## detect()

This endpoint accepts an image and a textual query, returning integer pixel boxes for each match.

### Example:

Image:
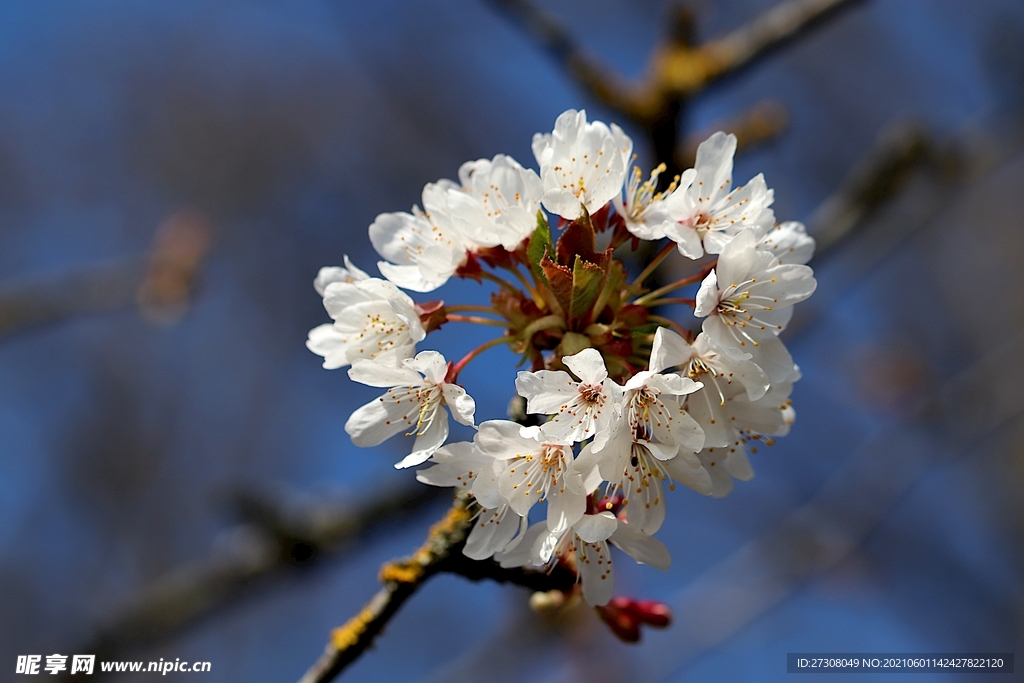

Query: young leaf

[527,211,554,282]
[568,255,604,325]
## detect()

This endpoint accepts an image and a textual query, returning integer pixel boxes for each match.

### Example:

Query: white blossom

[689,379,795,497]
[499,513,670,606]
[533,109,632,220]
[306,277,425,369]
[417,437,529,559]
[313,255,370,295]
[574,330,710,531]
[514,348,624,452]
[449,154,544,250]
[615,163,679,240]
[663,132,776,259]
[369,182,470,293]
[371,156,544,291]
[695,229,816,383]
[758,220,815,265]
[345,351,476,469]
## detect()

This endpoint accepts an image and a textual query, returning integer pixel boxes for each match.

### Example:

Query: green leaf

[527,211,554,282]
[568,255,604,324]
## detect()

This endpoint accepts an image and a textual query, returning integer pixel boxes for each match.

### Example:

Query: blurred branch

[0,259,141,339]
[67,483,444,682]
[0,210,211,340]
[680,99,789,165]
[298,494,577,683]
[698,0,863,87]
[488,0,862,173]
[808,120,937,256]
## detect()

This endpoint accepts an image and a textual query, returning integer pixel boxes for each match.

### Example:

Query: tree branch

[297,494,577,683]
[487,0,863,175]
[698,0,864,88]
[64,484,445,682]
[0,209,211,341]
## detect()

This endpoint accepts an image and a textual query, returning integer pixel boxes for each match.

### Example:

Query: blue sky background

[1,1,1023,681]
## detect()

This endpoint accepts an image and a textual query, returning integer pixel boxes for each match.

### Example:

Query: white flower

[369,181,470,293]
[758,220,815,265]
[313,255,370,295]
[689,379,795,497]
[514,348,624,452]
[306,277,425,369]
[652,328,771,448]
[448,154,544,250]
[345,351,476,469]
[416,436,529,560]
[663,132,776,259]
[474,420,588,533]
[614,163,678,240]
[533,109,632,220]
[371,156,545,291]
[499,513,670,606]
[694,230,816,383]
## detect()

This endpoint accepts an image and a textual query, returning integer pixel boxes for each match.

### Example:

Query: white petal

[464,506,523,560]
[546,486,586,534]
[578,541,614,606]
[649,327,694,373]
[610,524,671,570]
[397,411,449,468]
[443,384,476,427]
[306,324,349,369]
[664,449,713,495]
[574,511,618,543]
[694,269,719,317]
[347,359,422,388]
[344,397,409,447]
[563,348,609,383]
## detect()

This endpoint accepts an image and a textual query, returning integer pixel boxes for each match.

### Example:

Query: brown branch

[64,484,444,682]
[297,494,578,683]
[0,210,211,341]
[486,0,636,115]
[488,0,862,174]
[698,0,864,88]
[808,120,936,255]
[680,99,789,166]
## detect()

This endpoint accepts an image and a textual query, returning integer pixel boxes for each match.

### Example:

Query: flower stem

[444,304,501,315]
[518,314,566,343]
[632,265,714,306]
[446,315,509,328]
[648,315,692,340]
[451,335,514,377]
[504,263,545,307]
[643,297,696,308]
[631,241,676,287]
[480,271,519,292]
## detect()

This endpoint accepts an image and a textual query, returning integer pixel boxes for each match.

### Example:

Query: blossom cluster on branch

[307,109,816,608]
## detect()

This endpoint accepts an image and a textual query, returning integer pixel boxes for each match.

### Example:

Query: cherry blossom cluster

[308,109,816,607]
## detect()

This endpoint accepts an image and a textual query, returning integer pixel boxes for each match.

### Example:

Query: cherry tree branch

[487,0,862,173]
[0,210,211,341]
[297,494,577,683]
[63,484,445,682]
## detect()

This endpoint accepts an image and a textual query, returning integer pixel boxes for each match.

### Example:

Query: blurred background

[1,0,1023,681]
